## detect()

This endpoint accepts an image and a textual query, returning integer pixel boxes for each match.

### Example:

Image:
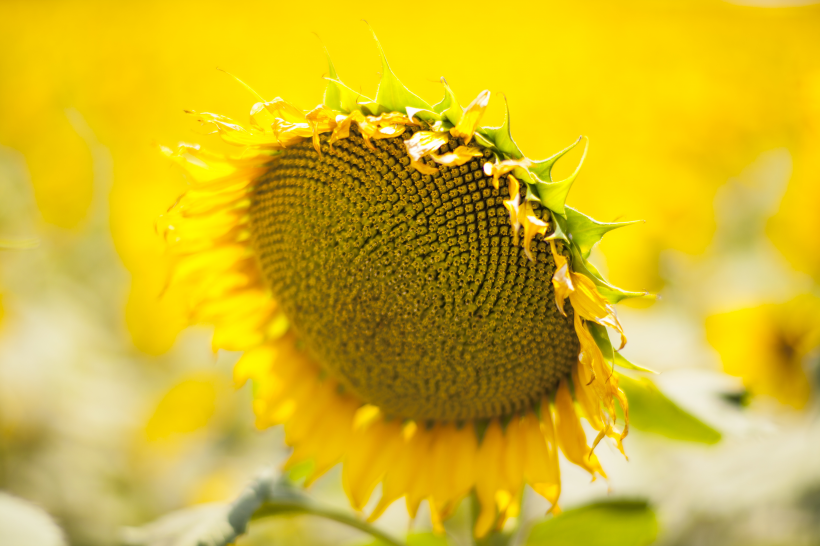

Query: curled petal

[329,111,366,148]
[305,106,338,155]
[271,119,313,148]
[570,273,627,350]
[410,158,438,175]
[430,146,483,166]
[483,157,533,190]
[450,90,491,144]
[403,130,451,162]
[519,201,549,262]
[261,97,305,120]
[502,175,521,244]
[550,241,573,317]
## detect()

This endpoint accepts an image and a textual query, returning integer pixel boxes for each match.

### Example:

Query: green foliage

[526,500,658,546]
[618,374,721,444]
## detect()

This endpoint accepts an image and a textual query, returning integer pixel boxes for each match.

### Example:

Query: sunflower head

[159,34,648,537]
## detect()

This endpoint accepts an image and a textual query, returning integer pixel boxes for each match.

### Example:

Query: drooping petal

[430,146,483,166]
[483,157,533,190]
[553,380,606,480]
[503,175,522,244]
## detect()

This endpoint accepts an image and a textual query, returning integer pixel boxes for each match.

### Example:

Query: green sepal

[545,210,570,243]
[563,236,649,304]
[531,137,588,216]
[526,500,658,546]
[530,137,583,181]
[320,49,371,114]
[472,131,496,150]
[565,206,643,259]
[323,78,373,114]
[405,106,441,123]
[590,322,659,374]
[476,95,524,159]
[370,29,432,114]
[616,374,721,444]
[432,78,463,126]
[615,351,658,374]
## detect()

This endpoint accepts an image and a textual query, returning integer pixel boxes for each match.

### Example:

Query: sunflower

[158,37,648,537]
[706,294,820,410]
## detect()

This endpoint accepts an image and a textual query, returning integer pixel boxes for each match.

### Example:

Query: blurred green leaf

[526,500,658,546]
[406,532,450,546]
[618,375,721,444]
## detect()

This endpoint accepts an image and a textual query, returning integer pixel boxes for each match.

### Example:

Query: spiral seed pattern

[249,126,579,421]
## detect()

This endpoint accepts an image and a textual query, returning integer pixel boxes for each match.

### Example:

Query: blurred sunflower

[706,294,820,410]
[158,39,650,537]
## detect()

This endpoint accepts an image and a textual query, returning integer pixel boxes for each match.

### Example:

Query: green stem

[250,500,405,546]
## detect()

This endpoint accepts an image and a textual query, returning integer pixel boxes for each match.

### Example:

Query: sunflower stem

[249,500,405,546]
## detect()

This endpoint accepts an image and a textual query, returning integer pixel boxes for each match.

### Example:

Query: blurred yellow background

[2,0,820,545]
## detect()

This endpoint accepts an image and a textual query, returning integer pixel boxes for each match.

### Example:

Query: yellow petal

[305,106,338,155]
[503,175,522,244]
[403,130,450,162]
[410,158,438,175]
[474,420,503,538]
[553,380,606,480]
[483,157,533,190]
[519,201,549,261]
[430,146,483,166]
[450,90,491,144]
[568,272,627,350]
[549,241,573,317]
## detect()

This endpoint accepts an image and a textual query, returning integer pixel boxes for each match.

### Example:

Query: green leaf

[614,351,658,374]
[407,532,451,546]
[526,500,658,546]
[370,28,432,114]
[531,137,588,216]
[617,374,721,444]
[477,95,524,159]
[432,78,463,126]
[564,206,642,259]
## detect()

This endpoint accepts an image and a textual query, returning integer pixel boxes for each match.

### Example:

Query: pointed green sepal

[545,209,570,243]
[616,374,722,444]
[320,47,371,114]
[368,27,432,114]
[432,78,463,126]
[530,136,583,181]
[323,77,372,114]
[405,106,441,123]
[564,238,649,304]
[531,137,588,216]
[476,95,524,159]
[565,206,643,259]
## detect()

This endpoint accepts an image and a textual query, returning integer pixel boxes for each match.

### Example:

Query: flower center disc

[250,127,579,421]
